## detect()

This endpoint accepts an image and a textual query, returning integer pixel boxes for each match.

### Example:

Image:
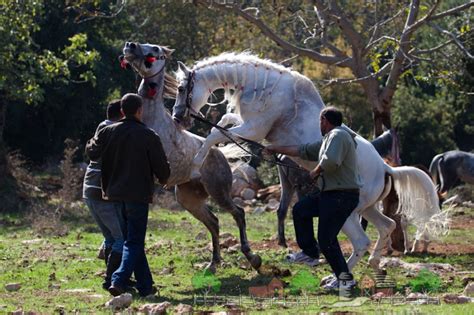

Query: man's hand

[262,145,278,156]
[309,164,322,180]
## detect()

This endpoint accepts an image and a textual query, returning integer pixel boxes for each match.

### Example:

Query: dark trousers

[292,190,359,278]
[111,202,153,295]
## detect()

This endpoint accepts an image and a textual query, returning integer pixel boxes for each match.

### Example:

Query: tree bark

[382,186,405,252]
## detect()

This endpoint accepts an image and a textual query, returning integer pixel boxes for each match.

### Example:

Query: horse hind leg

[341,211,371,272]
[175,181,221,272]
[400,215,412,255]
[362,205,396,270]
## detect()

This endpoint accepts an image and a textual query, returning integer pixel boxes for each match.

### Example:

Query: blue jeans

[292,190,359,278]
[111,202,153,295]
[85,198,125,253]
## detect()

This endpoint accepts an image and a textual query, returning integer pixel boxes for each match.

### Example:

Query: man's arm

[263,145,300,157]
[86,127,108,161]
[264,140,322,161]
[148,132,170,185]
[318,133,347,173]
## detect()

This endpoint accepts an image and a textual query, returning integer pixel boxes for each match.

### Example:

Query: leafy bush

[256,161,280,187]
[408,269,441,293]
[289,270,319,296]
[191,269,221,295]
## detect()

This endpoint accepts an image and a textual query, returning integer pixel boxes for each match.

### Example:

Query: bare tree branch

[321,60,393,88]
[196,0,352,67]
[430,23,474,59]
[380,0,420,106]
[69,0,126,24]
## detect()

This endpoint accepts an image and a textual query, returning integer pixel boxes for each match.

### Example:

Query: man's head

[121,93,143,120]
[106,99,123,121]
[320,106,343,136]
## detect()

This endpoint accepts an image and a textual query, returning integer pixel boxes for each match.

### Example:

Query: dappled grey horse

[120,42,261,272]
[429,150,474,193]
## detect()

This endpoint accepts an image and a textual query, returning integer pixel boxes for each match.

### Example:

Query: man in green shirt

[264,106,360,290]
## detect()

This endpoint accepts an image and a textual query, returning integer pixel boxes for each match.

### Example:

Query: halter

[119,44,168,99]
[183,70,205,118]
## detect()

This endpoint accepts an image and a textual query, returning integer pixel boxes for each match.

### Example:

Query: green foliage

[409,269,442,293]
[191,269,221,295]
[289,270,319,296]
[392,85,458,166]
[256,161,280,187]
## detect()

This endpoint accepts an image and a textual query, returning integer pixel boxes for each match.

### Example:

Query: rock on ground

[240,188,256,200]
[105,293,133,310]
[5,283,21,291]
[464,282,474,297]
[174,303,193,314]
[138,302,172,314]
[443,293,473,304]
[380,257,455,274]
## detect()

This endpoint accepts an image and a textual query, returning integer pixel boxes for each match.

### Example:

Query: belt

[326,188,359,194]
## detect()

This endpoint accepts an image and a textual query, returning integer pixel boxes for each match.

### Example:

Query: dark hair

[106,99,122,121]
[121,93,143,117]
[321,106,343,126]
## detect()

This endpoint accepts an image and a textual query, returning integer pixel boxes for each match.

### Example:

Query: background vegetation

[0,1,472,206]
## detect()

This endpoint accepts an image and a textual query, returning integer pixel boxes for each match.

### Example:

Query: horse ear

[162,46,175,58]
[177,61,190,74]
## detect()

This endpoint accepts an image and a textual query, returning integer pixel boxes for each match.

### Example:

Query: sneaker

[338,274,356,298]
[322,277,339,291]
[286,251,320,267]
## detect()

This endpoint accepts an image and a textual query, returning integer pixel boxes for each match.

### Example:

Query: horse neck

[197,63,242,92]
[138,73,176,150]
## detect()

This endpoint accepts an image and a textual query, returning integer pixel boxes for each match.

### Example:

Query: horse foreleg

[362,206,396,270]
[176,182,221,273]
[229,205,262,270]
[342,211,371,272]
[276,165,295,248]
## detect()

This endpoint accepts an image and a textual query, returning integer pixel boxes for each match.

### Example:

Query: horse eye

[178,86,185,93]
[153,46,159,52]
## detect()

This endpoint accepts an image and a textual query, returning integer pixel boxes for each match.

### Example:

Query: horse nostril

[172,116,181,124]
[130,43,136,49]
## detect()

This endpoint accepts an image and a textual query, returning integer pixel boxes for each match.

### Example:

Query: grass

[0,201,473,314]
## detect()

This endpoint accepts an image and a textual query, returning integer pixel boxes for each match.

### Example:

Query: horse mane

[193,51,292,73]
[164,72,178,99]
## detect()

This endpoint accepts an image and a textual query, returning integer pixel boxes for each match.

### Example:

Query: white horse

[120,43,261,272]
[171,52,448,271]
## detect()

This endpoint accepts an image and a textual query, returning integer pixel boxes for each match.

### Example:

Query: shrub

[256,161,280,187]
[409,269,441,293]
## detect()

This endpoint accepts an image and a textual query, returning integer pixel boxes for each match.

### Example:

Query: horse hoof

[250,254,262,270]
[205,263,217,274]
[368,256,380,269]
[277,240,288,248]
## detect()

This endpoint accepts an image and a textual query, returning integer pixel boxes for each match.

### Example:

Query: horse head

[121,41,173,81]
[172,61,208,129]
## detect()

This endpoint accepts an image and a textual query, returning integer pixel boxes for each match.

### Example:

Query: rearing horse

[171,52,447,272]
[120,43,261,272]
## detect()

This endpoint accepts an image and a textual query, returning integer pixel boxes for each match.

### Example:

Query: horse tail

[384,164,450,239]
[429,153,444,189]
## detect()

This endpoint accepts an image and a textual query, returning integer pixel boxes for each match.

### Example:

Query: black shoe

[103,251,122,290]
[139,286,158,297]
[108,284,125,297]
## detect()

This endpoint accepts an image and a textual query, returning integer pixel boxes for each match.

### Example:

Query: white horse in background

[120,43,262,272]
[171,52,448,272]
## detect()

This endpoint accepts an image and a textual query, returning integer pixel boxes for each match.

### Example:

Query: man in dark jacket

[83,100,125,290]
[86,93,170,297]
